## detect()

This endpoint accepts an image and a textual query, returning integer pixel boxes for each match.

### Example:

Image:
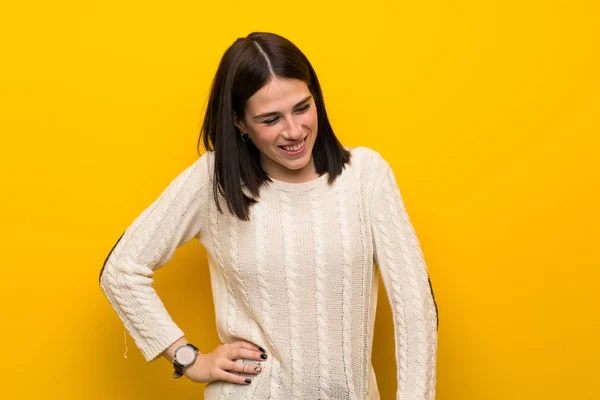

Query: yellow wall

[1,1,598,398]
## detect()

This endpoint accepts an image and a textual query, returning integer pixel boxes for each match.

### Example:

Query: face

[234,77,319,183]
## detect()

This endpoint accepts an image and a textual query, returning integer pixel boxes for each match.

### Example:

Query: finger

[233,348,266,361]
[213,368,253,385]
[235,340,264,353]
[223,360,263,375]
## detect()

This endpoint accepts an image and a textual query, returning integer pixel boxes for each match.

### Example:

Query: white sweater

[99,146,438,399]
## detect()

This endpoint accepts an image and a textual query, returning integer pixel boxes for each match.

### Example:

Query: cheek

[304,108,318,127]
[252,126,279,145]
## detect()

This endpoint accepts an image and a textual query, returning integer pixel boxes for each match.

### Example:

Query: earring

[240,132,249,142]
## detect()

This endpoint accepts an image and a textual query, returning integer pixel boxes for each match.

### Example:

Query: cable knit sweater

[99,146,438,399]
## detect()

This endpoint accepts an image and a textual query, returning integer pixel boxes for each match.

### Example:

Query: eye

[262,104,311,125]
[297,104,310,112]
[264,117,279,125]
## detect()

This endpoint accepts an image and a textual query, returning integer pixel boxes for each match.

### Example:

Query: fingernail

[259,347,266,352]
[260,353,267,360]
[245,378,252,384]
[255,366,262,373]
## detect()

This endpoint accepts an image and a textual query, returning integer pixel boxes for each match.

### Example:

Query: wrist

[172,343,200,379]
[183,352,204,377]
[163,337,189,363]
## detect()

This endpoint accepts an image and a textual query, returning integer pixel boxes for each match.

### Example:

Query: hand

[183,340,266,385]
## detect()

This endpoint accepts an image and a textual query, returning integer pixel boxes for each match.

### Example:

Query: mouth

[278,136,307,156]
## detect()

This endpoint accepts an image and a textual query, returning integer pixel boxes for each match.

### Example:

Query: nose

[283,117,303,140]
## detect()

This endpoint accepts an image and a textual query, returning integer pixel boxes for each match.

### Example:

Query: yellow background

[1,0,598,398]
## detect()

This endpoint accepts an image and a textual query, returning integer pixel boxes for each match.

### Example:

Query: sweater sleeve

[370,162,438,400]
[99,154,209,362]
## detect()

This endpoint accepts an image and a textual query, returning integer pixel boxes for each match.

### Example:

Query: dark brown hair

[198,32,351,221]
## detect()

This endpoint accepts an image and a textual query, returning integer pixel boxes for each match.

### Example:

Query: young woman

[99,31,438,399]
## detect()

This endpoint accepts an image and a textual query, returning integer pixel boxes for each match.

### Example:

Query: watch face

[175,346,196,366]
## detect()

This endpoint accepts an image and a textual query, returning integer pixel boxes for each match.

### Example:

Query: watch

[172,343,199,379]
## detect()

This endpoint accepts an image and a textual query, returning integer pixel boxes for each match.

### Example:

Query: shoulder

[199,149,215,171]
[191,150,216,176]
[165,150,214,194]
[342,145,391,196]
[180,150,214,176]
[345,145,390,174]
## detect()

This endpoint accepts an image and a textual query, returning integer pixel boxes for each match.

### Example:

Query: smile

[278,136,308,157]
[279,137,306,152]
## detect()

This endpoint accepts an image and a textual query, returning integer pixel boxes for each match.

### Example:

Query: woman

[99,31,438,399]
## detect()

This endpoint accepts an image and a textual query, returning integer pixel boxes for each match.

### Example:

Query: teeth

[282,139,304,152]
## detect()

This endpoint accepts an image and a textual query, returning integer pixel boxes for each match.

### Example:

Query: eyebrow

[252,95,313,120]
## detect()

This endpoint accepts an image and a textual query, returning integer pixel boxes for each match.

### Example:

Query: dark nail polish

[245,378,252,384]
[260,353,267,360]
[259,347,265,352]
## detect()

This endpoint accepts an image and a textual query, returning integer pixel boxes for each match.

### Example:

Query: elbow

[427,274,439,332]
[99,231,125,285]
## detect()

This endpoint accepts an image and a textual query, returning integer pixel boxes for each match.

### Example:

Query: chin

[281,152,312,168]
[286,162,310,171]
[276,159,305,171]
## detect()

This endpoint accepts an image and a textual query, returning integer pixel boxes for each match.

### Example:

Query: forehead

[246,78,310,112]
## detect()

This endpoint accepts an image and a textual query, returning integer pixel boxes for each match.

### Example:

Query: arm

[371,163,438,400]
[99,154,209,362]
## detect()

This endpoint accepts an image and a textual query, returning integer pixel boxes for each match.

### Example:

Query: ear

[233,112,247,133]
